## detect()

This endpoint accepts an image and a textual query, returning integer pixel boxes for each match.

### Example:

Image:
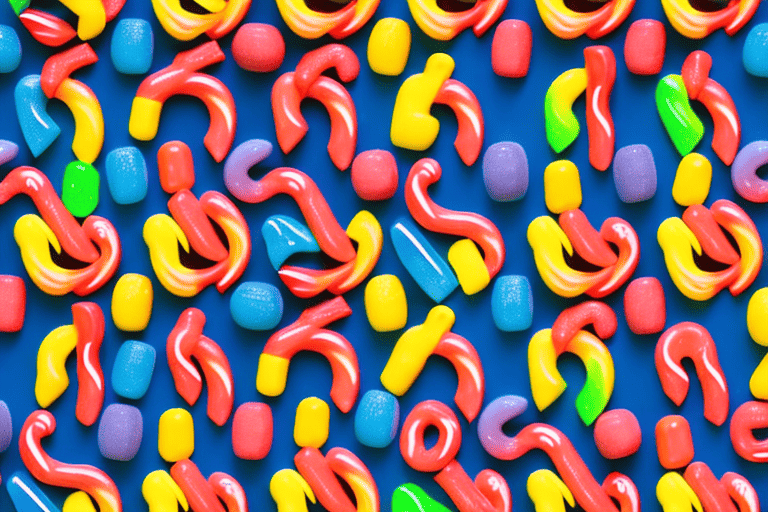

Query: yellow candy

[270,469,316,512]
[129,97,163,141]
[143,470,189,512]
[56,78,104,164]
[390,53,454,152]
[364,275,408,332]
[747,287,768,346]
[656,472,703,512]
[35,324,78,408]
[63,491,97,512]
[544,160,582,214]
[60,0,106,40]
[256,353,290,397]
[158,408,194,462]
[294,397,330,448]
[447,238,490,295]
[750,353,768,400]
[368,18,411,76]
[112,274,153,332]
[381,305,455,395]
[527,469,575,512]
[672,153,711,206]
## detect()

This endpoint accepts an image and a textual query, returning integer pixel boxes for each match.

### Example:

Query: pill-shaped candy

[743,23,768,77]
[294,397,330,449]
[657,75,704,156]
[158,408,194,462]
[98,404,143,461]
[672,153,711,206]
[624,20,665,75]
[111,340,156,400]
[624,277,666,335]
[232,23,285,73]
[112,274,153,332]
[0,25,21,74]
[0,275,25,333]
[230,281,283,331]
[105,147,148,205]
[747,287,768,346]
[613,145,657,203]
[62,492,96,512]
[355,390,400,449]
[655,415,694,469]
[365,275,407,332]
[544,160,582,214]
[448,239,490,295]
[492,20,532,78]
[368,18,411,76]
[482,142,528,202]
[232,402,272,460]
[491,275,532,332]
[351,150,399,201]
[157,141,194,194]
[593,409,641,459]
[62,160,100,217]
[111,19,153,75]
[0,400,11,452]
[7,471,61,512]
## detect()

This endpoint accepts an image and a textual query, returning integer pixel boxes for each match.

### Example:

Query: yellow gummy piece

[381,305,455,395]
[447,238,490,295]
[528,329,567,411]
[192,0,226,13]
[112,274,153,332]
[660,0,718,40]
[368,18,411,76]
[672,153,711,206]
[657,472,703,512]
[59,0,106,40]
[294,397,330,449]
[544,160,582,214]
[270,469,316,512]
[129,97,163,142]
[143,214,202,298]
[158,408,194,463]
[143,470,189,512]
[750,353,768,400]
[747,287,768,346]
[364,274,408,332]
[63,491,97,512]
[35,324,78,408]
[390,53,454,152]
[257,353,290,397]
[545,68,587,153]
[56,78,104,164]
[527,469,575,512]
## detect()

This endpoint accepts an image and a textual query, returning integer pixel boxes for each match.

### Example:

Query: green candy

[392,483,451,512]
[62,160,100,218]
[9,0,30,16]
[656,74,704,156]
[575,357,609,426]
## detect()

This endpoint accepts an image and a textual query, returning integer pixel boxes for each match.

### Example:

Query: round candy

[98,404,143,461]
[354,390,400,448]
[112,274,153,332]
[294,397,330,449]
[158,408,194,463]
[232,402,272,460]
[544,160,581,214]
[364,275,407,332]
[673,153,711,206]
[232,23,285,73]
[111,341,156,400]
[351,150,398,201]
[613,144,656,203]
[0,25,21,74]
[400,400,461,472]
[158,141,195,194]
[743,23,768,77]
[0,275,25,333]
[747,287,768,346]
[624,20,666,75]
[593,409,642,459]
[0,400,11,453]
[368,18,411,76]
[482,142,528,202]
[624,277,666,335]
[447,239,489,295]
[62,161,100,217]
[491,275,533,332]
[230,282,283,331]
[491,20,532,78]
[655,415,694,469]
[105,147,148,205]
[111,19,153,75]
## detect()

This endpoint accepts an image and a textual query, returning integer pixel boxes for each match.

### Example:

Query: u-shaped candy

[685,462,761,512]
[276,0,379,39]
[535,0,635,39]
[143,470,189,512]
[151,0,250,40]
[12,0,123,45]
[730,400,768,462]
[257,297,359,413]
[170,459,248,512]
[527,469,576,512]
[407,0,507,40]
[129,41,236,163]
[167,308,234,426]
[20,410,122,512]
[661,0,758,39]
[271,469,316,512]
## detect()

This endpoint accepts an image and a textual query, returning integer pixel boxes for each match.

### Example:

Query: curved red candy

[293,44,360,97]
[559,209,618,268]
[209,472,248,512]
[40,43,98,98]
[171,460,225,512]
[294,447,355,512]
[19,10,77,47]
[400,400,462,473]
[168,190,229,263]
[730,400,768,463]
[434,460,511,512]
[584,46,616,172]
[602,473,640,512]
[721,472,761,512]
[433,332,485,423]
[586,217,640,298]
[73,303,104,427]
[698,79,740,166]
[278,261,354,298]
[551,301,617,354]
[682,205,740,266]
[681,51,712,100]
[684,462,738,512]
[433,79,484,166]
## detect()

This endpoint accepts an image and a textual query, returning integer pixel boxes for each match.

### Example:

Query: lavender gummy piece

[613,144,657,203]
[477,395,528,458]
[482,142,528,201]
[0,140,18,166]
[98,404,143,461]
[0,400,11,452]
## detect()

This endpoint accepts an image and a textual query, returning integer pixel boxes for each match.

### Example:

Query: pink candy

[231,402,272,460]
[492,20,532,78]
[624,20,666,76]
[624,277,666,335]
[656,415,694,469]
[593,409,641,459]
[350,149,398,201]
[0,276,25,332]
[232,23,285,73]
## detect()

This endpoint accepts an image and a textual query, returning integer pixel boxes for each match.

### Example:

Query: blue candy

[98,404,143,461]
[744,23,768,77]
[230,281,283,331]
[7,471,61,512]
[354,390,399,448]
[105,147,148,205]
[0,400,11,452]
[111,19,153,75]
[390,218,458,303]
[15,75,60,158]
[112,340,156,400]
[491,275,533,332]
[261,215,320,270]
[0,26,21,73]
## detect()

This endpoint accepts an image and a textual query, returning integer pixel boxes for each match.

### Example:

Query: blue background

[0,0,766,510]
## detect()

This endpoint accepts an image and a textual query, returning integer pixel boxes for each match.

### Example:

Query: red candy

[158,141,195,194]
[655,415,694,469]
[593,409,641,459]
[584,46,616,172]
[624,20,666,76]
[551,300,617,353]
[171,459,226,512]
[400,400,461,472]
[623,277,666,335]
[491,20,532,78]
[232,23,285,73]
[0,276,25,333]
[351,150,399,201]
[231,403,272,460]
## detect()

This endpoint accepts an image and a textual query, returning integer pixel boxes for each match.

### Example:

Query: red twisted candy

[433,332,485,423]
[72,303,104,426]
[587,217,640,298]
[551,301,617,353]
[400,400,462,472]
[209,472,249,512]
[406,158,505,279]
[40,43,98,98]
[559,209,617,268]
[602,473,640,512]
[19,10,77,47]
[167,190,229,263]
[294,44,360,97]
[434,460,511,512]
[433,79,484,166]
[684,462,738,512]
[683,205,740,265]
[584,46,616,171]
[171,460,226,512]
[721,472,761,512]
[730,400,768,462]
[20,410,122,512]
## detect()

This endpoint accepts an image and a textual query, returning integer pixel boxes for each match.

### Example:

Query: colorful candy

[105,147,148,205]
[613,144,656,203]
[367,18,411,76]
[232,402,272,460]
[655,415,694,469]
[150,0,250,40]
[110,18,153,74]
[400,400,461,472]
[527,469,575,512]
[624,277,666,335]
[142,470,188,512]
[171,459,247,512]
[482,142,528,202]
[157,141,194,194]
[672,153,711,206]
[392,483,451,512]
[624,19,665,75]
[158,408,194,463]
[546,160,584,215]
[447,239,489,295]
[730,400,768,462]
[492,20,532,78]
[731,140,768,203]
[228,282,281,333]
[491,275,533,332]
[354,390,400,449]
[261,215,320,271]
[7,471,63,512]
[747,288,768,399]
[0,139,18,166]
[434,460,511,512]
[545,69,586,154]
[0,25,22,73]
[407,0,507,40]
[364,274,408,332]
[743,23,768,77]
[661,0,759,39]
[275,0,380,39]
[270,469,315,512]
[97,404,143,461]
[534,0,635,39]
[656,472,702,512]
[15,75,60,158]
[593,409,641,459]
[656,75,704,156]
[111,341,156,400]
[477,395,528,455]
[294,397,330,449]
[111,274,152,332]
[0,401,11,453]
[232,23,285,73]
[0,275,25,333]
[350,149,399,201]
[684,462,758,512]
[13,0,123,45]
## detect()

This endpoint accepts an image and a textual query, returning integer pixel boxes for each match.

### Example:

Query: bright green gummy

[392,483,452,512]
[9,0,30,16]
[656,74,704,156]
[62,161,99,218]
[575,357,609,426]
[545,83,581,154]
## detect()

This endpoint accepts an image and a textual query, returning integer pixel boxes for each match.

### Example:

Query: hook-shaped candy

[12,0,121,44]
[19,410,122,512]
[602,473,641,512]
[143,470,189,512]
[657,472,703,512]
[684,462,745,512]
[661,0,759,39]
[551,300,617,352]
[271,469,316,512]
[275,0,379,39]
[392,483,452,512]
[432,79,484,167]
[167,190,229,263]
[527,469,575,512]
[534,0,635,39]
[406,0,508,40]
[170,460,243,512]
[721,472,761,512]
[434,460,511,512]
[209,472,248,512]
[150,0,250,40]
[730,400,768,462]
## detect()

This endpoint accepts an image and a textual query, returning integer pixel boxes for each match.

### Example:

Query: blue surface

[0,1,766,511]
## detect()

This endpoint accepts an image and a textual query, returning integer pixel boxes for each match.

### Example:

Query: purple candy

[613,144,657,203]
[731,140,768,203]
[98,404,143,461]
[482,142,528,201]
[0,140,18,166]
[0,400,11,452]
[224,139,273,202]
[477,395,528,459]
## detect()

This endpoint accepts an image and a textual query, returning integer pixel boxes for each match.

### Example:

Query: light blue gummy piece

[0,25,21,73]
[230,281,283,331]
[111,19,153,75]
[7,471,61,512]
[111,341,156,400]
[15,75,60,158]
[491,275,533,332]
[744,23,768,77]
[261,215,320,270]
[390,218,458,303]
[105,147,148,204]
[354,390,399,448]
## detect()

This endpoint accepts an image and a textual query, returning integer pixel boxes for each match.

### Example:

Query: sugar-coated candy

[232,402,272,460]
[491,20,532,78]
[747,287,768,346]
[105,147,148,205]
[98,404,143,461]
[158,408,194,462]
[0,275,25,333]
[364,275,407,332]
[743,23,768,77]
[294,397,330,449]
[61,160,99,217]
[613,144,656,203]
[593,409,641,459]
[351,149,398,201]
[112,274,153,332]
[111,340,156,400]
[0,139,18,166]
[0,400,11,452]
[354,390,400,448]
[657,75,704,156]
[157,141,194,194]
[655,415,694,469]
[367,18,411,76]
[111,19,153,75]
[392,483,451,512]
[232,23,285,73]
[63,492,96,512]
[448,239,490,295]
[624,277,666,335]
[624,20,666,75]
[544,160,582,214]
[0,25,21,73]
[731,140,768,203]
[7,471,62,512]
[230,281,283,331]
[15,75,60,158]
[482,142,528,202]
[673,153,711,206]
[491,275,532,332]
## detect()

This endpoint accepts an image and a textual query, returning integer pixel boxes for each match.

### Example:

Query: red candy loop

[434,460,511,512]
[721,472,761,512]
[730,400,768,463]
[684,462,739,512]
[587,217,641,298]
[72,303,105,427]
[405,158,505,279]
[295,447,355,512]
[400,400,462,472]
[41,43,98,99]
[209,472,249,512]
[171,460,226,512]
[433,79,484,167]
[551,301,617,353]
[294,44,360,96]
[19,410,123,512]
[584,46,616,172]
[602,473,641,512]
[682,205,740,266]
[433,332,485,423]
